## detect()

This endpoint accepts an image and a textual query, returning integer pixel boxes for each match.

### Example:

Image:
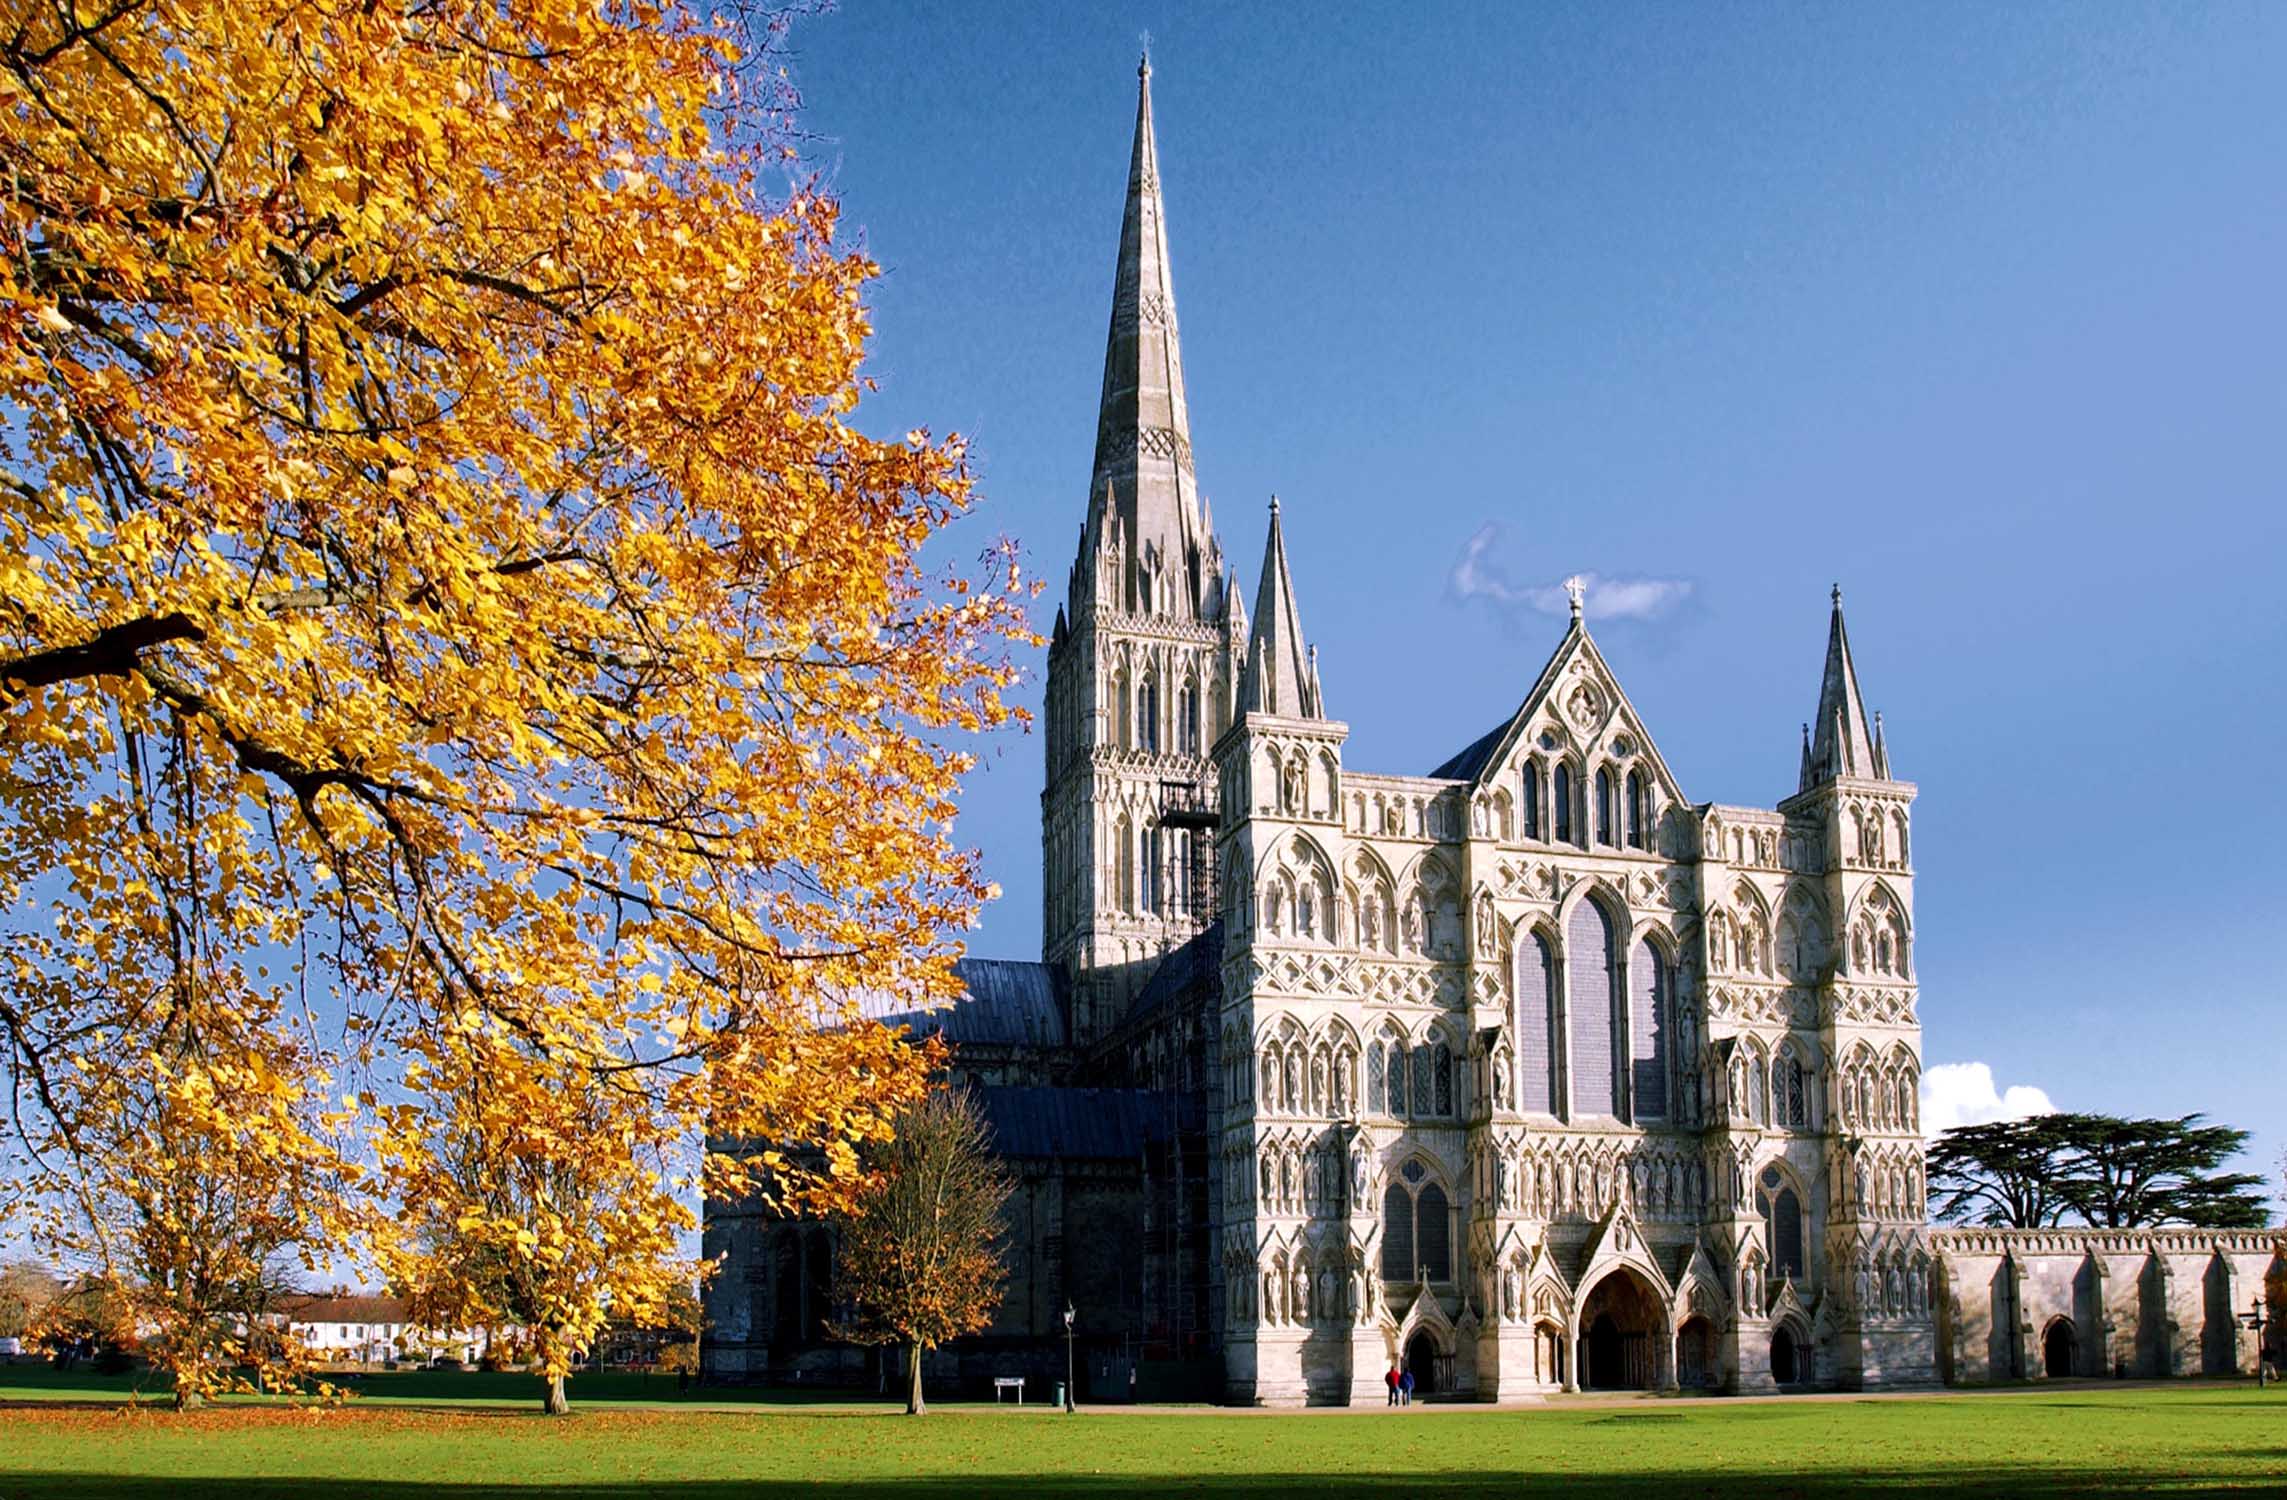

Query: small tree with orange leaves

[832,1089,1011,1415]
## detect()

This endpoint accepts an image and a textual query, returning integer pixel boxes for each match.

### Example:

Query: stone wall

[1932,1227,2285,1383]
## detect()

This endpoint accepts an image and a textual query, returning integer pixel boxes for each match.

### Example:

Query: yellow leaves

[6,0,1021,1405]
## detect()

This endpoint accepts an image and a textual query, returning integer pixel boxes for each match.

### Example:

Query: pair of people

[1382,1363,1417,1406]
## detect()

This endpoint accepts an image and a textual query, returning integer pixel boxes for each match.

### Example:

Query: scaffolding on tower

[1156,779,1220,924]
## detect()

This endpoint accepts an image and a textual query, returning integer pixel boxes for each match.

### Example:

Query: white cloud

[1448,522,1691,625]
[1920,1061,2056,1138]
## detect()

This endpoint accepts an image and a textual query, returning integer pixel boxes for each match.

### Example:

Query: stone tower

[1041,58,1246,1043]
[1210,499,1356,1404]
[1778,587,1932,1387]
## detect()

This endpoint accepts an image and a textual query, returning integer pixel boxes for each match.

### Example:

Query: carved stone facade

[700,60,2284,1402]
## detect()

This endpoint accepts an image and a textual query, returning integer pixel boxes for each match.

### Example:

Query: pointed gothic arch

[1562,887,1625,1118]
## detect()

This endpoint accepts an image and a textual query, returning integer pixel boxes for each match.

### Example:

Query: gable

[1426,622,1689,809]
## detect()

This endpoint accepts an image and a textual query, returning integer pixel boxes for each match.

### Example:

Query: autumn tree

[0,1259,61,1339]
[832,1088,1012,1415]
[92,1042,347,1407]
[0,0,1032,1412]
[387,1070,696,1415]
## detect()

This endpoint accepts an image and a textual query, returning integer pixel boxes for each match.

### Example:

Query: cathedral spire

[1082,55,1209,617]
[1802,584,1880,790]
[1241,496,1321,719]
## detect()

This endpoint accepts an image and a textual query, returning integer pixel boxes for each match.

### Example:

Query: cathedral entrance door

[1770,1326,1799,1385]
[1586,1315,1627,1390]
[1403,1331,1440,1397]
[1577,1269,1659,1389]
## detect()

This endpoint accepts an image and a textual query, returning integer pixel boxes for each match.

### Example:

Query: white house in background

[278,1294,520,1366]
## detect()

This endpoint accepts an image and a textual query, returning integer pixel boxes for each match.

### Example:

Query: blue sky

[783,3,2286,1191]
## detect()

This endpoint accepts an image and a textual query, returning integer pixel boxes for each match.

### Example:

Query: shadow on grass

[1,1469,2284,1500]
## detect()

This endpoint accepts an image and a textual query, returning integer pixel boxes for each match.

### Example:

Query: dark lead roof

[860,958,1070,1049]
[1123,919,1221,1029]
[974,1086,1195,1161]
[1427,717,1507,782]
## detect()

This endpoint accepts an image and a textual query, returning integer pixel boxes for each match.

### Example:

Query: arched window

[1416,1182,1451,1281]
[1628,937,1668,1123]
[1553,764,1575,844]
[1388,1042,1410,1116]
[1138,676,1160,754]
[1116,814,1135,912]
[1626,770,1646,849]
[1367,1044,1387,1114]
[1758,1165,1805,1282]
[1523,760,1543,840]
[1567,901,1617,1116]
[1178,679,1200,755]
[1411,1046,1433,1118]
[1142,825,1163,914]
[1779,1052,1808,1131]
[1433,1043,1454,1116]
[1381,1163,1450,1282]
[1595,767,1615,845]
[1380,1181,1415,1281]
[1750,1054,1768,1125]
[1518,931,1558,1115]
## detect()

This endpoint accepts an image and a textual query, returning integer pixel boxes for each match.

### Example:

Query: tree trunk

[906,1341,925,1416]
[542,1371,570,1415]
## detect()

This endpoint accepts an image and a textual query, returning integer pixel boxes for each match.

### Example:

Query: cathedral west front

[702,60,2283,1404]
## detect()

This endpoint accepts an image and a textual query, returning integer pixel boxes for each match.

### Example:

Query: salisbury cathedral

[703,62,2283,1403]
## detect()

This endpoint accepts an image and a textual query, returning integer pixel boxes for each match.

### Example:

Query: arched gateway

[1576,1268,1663,1390]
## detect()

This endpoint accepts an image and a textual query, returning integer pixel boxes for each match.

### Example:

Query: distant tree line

[1926,1113,2271,1230]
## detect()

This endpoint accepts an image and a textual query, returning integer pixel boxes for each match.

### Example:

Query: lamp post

[1062,1302,1077,1413]
[2241,1296,2270,1389]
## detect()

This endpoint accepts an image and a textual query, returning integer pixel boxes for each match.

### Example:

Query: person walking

[1384,1363,1400,1406]
[1399,1366,1415,1406]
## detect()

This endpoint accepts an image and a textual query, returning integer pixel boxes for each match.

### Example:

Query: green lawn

[1,1378,2282,1498]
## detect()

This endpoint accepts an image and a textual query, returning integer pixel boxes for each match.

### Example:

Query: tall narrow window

[1139,678,1160,753]
[1626,770,1646,849]
[1568,901,1617,1115]
[1367,1045,1387,1113]
[1523,761,1543,840]
[1415,1183,1451,1281]
[1412,1046,1433,1119]
[1380,1182,1415,1281]
[1595,768,1614,845]
[1389,1043,1409,1116]
[1381,1165,1450,1283]
[1628,938,1668,1123]
[1758,1166,1805,1281]
[1518,932,1557,1114]
[1554,765,1575,844]
[1143,826,1163,914]
[1433,1044,1454,1116]
[1178,680,1200,755]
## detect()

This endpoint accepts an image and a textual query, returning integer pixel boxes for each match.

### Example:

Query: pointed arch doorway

[1576,1268,1661,1390]
[1402,1330,1442,1397]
